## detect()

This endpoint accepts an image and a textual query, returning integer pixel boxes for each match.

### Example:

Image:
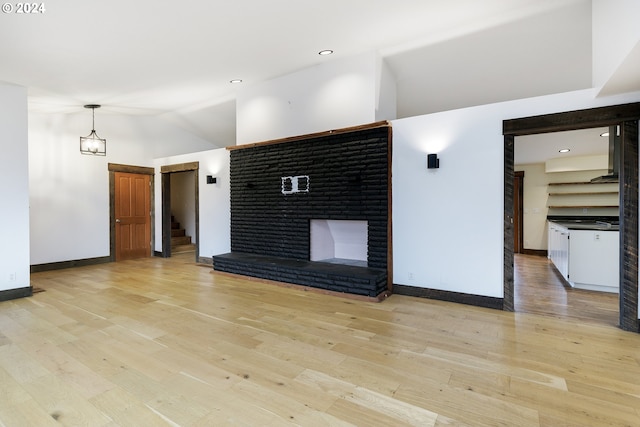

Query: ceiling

[515,127,610,166]
[1,0,638,159]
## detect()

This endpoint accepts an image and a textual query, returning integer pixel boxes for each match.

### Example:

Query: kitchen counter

[547,216,619,231]
[549,220,619,231]
[547,220,619,293]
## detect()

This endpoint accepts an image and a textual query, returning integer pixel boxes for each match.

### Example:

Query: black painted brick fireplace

[213,123,391,297]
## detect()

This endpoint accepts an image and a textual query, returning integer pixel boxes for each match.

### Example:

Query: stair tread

[172,243,196,253]
[171,236,192,245]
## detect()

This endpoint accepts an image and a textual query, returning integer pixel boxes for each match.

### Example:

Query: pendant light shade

[80,104,106,156]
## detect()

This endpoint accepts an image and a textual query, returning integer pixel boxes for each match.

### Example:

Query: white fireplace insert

[310,219,368,267]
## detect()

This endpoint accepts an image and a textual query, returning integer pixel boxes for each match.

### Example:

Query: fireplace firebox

[310,219,368,267]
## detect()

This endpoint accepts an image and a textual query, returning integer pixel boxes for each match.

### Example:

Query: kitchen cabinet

[568,229,619,292]
[548,222,569,280]
[547,221,619,293]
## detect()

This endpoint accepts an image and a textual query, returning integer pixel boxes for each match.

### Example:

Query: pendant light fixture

[80,104,106,156]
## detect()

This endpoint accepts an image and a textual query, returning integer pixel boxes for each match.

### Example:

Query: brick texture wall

[229,126,390,270]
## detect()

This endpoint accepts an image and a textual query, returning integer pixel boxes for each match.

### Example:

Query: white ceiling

[1,0,638,160]
[515,127,610,166]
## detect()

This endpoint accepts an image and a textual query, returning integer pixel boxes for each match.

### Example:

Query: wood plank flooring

[1,253,639,426]
[514,254,619,327]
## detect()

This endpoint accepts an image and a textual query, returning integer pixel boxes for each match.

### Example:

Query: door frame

[108,163,155,262]
[503,102,640,332]
[513,171,524,254]
[160,162,200,261]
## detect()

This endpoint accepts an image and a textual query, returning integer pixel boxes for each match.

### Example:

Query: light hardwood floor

[514,253,619,327]
[1,253,639,426]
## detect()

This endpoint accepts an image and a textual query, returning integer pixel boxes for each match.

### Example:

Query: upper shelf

[547,181,618,209]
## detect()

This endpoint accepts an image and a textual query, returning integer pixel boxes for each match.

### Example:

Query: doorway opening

[513,128,620,325]
[161,162,200,261]
[169,171,197,255]
[503,102,640,333]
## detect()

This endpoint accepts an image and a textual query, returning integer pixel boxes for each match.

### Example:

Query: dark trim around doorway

[503,102,640,333]
[160,162,200,262]
[514,171,524,254]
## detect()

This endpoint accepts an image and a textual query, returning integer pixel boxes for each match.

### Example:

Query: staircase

[171,215,195,253]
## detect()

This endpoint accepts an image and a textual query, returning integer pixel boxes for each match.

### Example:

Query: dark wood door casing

[514,171,524,254]
[503,102,640,333]
[160,162,199,260]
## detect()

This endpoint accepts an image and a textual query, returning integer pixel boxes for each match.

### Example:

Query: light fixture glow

[79,104,106,156]
[559,148,570,153]
[600,132,609,137]
[318,49,334,56]
[230,79,243,84]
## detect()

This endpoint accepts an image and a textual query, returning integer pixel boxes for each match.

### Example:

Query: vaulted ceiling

[1,0,638,157]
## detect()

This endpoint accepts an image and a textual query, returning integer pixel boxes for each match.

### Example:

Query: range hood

[590,125,619,183]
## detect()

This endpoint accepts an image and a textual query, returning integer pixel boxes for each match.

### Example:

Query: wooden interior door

[513,171,524,253]
[115,172,151,261]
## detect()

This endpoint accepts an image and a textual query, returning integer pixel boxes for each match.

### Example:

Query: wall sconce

[206,175,217,184]
[427,153,440,169]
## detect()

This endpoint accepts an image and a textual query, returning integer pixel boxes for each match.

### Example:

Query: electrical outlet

[408,272,414,281]
[9,273,16,281]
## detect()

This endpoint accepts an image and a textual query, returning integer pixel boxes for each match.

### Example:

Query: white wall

[236,51,390,145]
[392,88,640,298]
[515,163,550,251]
[592,0,640,89]
[28,112,214,265]
[375,57,397,122]
[154,148,230,259]
[0,83,30,291]
[545,154,608,173]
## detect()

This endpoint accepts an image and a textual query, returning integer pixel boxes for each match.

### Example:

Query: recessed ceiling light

[601,126,620,137]
[318,50,334,56]
[230,79,243,84]
[559,148,570,153]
